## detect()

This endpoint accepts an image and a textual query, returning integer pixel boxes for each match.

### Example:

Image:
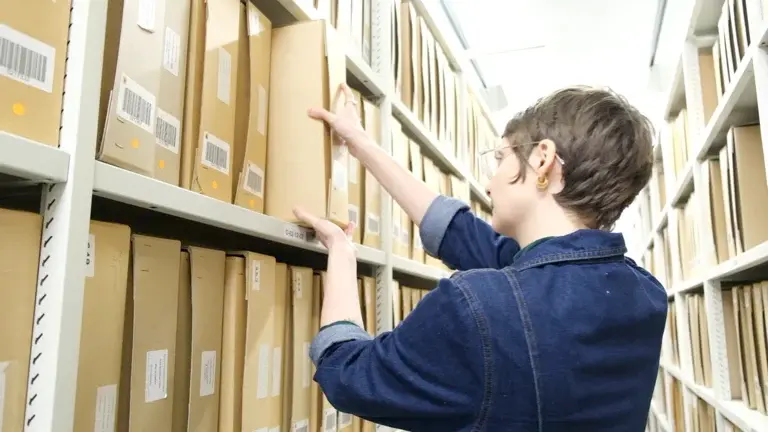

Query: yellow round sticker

[12,103,25,116]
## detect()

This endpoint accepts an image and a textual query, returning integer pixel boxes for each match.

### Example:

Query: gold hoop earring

[536,176,549,190]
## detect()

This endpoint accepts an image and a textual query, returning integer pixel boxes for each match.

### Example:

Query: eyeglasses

[477,141,566,177]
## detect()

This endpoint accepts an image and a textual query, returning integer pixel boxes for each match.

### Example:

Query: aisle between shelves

[634,0,768,430]
[0,0,502,431]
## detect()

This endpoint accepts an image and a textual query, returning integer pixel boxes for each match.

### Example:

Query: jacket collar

[512,229,627,271]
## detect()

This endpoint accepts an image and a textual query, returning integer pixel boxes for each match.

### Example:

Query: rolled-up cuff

[419,195,469,257]
[310,322,373,366]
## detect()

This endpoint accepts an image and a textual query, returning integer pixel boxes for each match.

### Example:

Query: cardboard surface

[0,209,41,431]
[289,267,314,431]
[0,0,69,147]
[362,99,382,249]
[172,252,191,432]
[219,256,247,431]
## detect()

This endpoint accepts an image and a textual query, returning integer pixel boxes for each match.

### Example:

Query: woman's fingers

[343,221,356,238]
[340,82,355,103]
[307,107,335,123]
[292,207,320,228]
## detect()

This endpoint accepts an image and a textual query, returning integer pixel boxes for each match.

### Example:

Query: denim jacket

[309,196,667,432]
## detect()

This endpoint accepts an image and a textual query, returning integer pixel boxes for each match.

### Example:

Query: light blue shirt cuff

[310,322,373,366]
[419,195,469,257]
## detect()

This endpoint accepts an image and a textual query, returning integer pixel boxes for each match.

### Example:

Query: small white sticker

[414,233,423,250]
[271,347,282,397]
[366,214,380,234]
[257,344,270,399]
[293,420,309,432]
[0,362,8,430]
[85,233,96,278]
[269,427,280,432]
[284,224,311,242]
[293,272,303,299]
[348,158,359,184]
[0,25,56,93]
[244,163,265,197]
[339,412,353,428]
[200,350,217,397]
[217,48,232,104]
[332,160,348,191]
[145,349,168,402]
[348,204,360,229]
[94,384,117,432]
[116,74,156,133]
[302,342,310,388]
[162,27,181,76]
[393,221,401,240]
[155,108,181,154]
[248,7,263,36]
[201,132,231,174]
[251,260,261,290]
[137,0,157,31]
[323,408,337,432]
[401,226,410,245]
[257,85,267,136]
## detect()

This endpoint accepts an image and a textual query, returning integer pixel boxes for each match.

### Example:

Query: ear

[534,139,558,176]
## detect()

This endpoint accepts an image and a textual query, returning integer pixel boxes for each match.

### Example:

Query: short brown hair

[502,86,654,231]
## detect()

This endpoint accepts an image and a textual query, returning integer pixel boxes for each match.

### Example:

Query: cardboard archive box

[98,0,169,177]
[288,266,315,432]
[265,20,350,227]
[73,221,131,431]
[348,90,365,244]
[233,4,272,213]
[362,99,382,249]
[172,251,192,432]
[153,0,191,185]
[124,235,181,431]
[190,0,241,202]
[0,0,69,147]
[408,140,425,262]
[0,209,41,431]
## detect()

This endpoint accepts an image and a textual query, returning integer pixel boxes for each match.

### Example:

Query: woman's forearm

[321,243,364,328]
[351,131,437,225]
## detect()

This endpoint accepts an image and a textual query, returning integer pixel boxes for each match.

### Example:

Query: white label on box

[248,7,263,36]
[293,272,303,299]
[332,161,348,191]
[0,362,8,429]
[155,108,181,154]
[145,349,168,402]
[366,214,380,234]
[401,226,409,245]
[94,384,117,432]
[217,48,232,104]
[200,350,217,397]
[201,132,231,174]
[257,85,268,136]
[348,204,359,229]
[251,260,261,290]
[271,347,282,397]
[117,74,156,133]
[162,27,181,76]
[323,408,337,432]
[339,412,353,428]
[137,0,157,31]
[393,221,401,240]
[414,232,423,250]
[0,24,55,93]
[257,344,270,399]
[302,343,311,388]
[85,233,96,278]
[244,163,265,197]
[348,158,359,184]
[293,420,309,432]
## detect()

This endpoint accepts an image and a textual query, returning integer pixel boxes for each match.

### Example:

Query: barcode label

[0,25,55,93]
[162,27,181,76]
[339,412,353,428]
[348,204,360,228]
[201,132,230,174]
[251,260,261,290]
[293,420,309,432]
[324,409,338,432]
[117,74,156,132]
[217,47,232,104]
[332,160,348,191]
[244,163,264,197]
[366,214,380,234]
[155,108,180,153]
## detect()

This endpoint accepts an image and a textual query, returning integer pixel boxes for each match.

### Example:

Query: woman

[293,84,667,431]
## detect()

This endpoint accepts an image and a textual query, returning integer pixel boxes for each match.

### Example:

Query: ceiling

[435,0,661,127]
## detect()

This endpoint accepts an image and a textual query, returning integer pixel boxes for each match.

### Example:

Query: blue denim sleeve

[420,195,520,269]
[309,277,484,431]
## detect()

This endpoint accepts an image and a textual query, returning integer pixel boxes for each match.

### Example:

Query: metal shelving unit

[629,0,768,430]
[0,0,498,430]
